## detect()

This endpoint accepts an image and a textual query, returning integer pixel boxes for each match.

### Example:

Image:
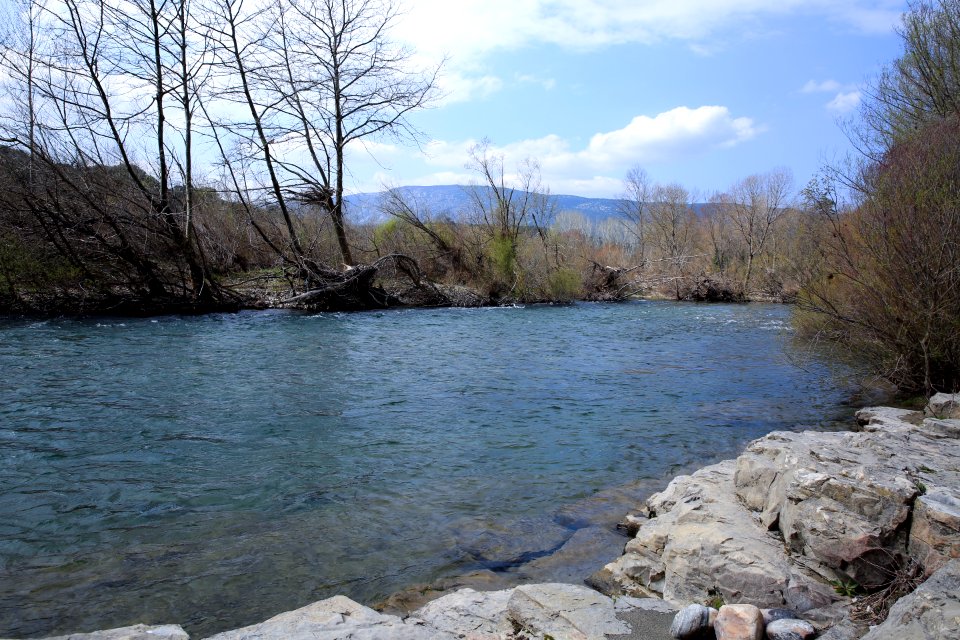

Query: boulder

[505,583,629,640]
[859,559,960,640]
[735,413,960,588]
[714,604,763,640]
[203,595,454,640]
[602,460,835,611]
[17,626,189,640]
[926,393,960,419]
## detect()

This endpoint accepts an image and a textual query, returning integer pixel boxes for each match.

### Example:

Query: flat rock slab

[408,587,514,638]
[203,594,454,640]
[3,626,189,640]
[860,559,960,640]
[506,583,629,640]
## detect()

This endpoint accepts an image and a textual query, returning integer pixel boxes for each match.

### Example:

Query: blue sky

[347,0,908,199]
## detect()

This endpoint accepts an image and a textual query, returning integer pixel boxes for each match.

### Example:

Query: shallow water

[0,302,851,637]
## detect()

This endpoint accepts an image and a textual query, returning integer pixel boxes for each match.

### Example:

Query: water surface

[0,302,850,637]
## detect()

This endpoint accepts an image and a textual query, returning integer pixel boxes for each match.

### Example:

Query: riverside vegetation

[1,0,959,394]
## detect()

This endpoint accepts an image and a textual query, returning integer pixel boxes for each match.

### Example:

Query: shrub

[798,116,960,393]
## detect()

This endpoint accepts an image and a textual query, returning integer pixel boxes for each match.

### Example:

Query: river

[0,302,852,637]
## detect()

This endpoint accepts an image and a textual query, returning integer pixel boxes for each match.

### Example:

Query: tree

[648,183,697,300]
[799,117,960,393]
[206,0,439,271]
[726,169,792,294]
[857,0,960,153]
[465,141,555,293]
[0,0,221,306]
[619,165,651,265]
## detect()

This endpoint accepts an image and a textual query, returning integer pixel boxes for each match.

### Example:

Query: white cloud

[396,1,904,64]
[801,80,863,113]
[515,74,557,91]
[437,72,504,105]
[407,105,760,196]
[801,79,843,93]
[827,90,862,113]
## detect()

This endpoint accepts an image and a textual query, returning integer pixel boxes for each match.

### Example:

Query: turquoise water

[0,302,850,637]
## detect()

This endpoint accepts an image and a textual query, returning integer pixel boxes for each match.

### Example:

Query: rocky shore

[6,395,959,640]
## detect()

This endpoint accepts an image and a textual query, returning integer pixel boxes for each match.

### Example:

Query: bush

[545,267,583,302]
[798,117,960,393]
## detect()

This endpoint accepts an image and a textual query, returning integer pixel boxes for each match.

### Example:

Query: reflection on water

[0,302,850,637]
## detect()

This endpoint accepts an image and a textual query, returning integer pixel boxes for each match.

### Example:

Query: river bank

[7,394,958,639]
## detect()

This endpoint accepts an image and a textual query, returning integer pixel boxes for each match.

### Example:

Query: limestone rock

[23,626,189,640]
[854,406,923,426]
[765,618,815,640]
[603,459,835,611]
[714,604,763,640]
[920,417,960,438]
[926,393,960,419]
[505,583,628,640]
[669,603,713,639]
[909,488,960,576]
[859,559,960,640]
[614,596,677,615]
[408,588,513,638]
[203,595,454,640]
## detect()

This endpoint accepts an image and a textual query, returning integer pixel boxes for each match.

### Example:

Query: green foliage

[830,578,862,597]
[372,218,401,249]
[488,235,516,282]
[545,267,583,302]
[705,592,725,609]
[0,234,82,292]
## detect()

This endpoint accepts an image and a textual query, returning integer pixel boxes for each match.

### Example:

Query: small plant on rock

[829,578,862,597]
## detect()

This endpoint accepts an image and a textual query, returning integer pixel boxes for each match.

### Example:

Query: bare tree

[648,183,697,299]
[727,168,792,294]
[619,165,651,265]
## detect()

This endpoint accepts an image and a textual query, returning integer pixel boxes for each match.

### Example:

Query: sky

[346,0,909,199]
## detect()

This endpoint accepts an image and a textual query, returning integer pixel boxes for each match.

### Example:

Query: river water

[0,302,852,637]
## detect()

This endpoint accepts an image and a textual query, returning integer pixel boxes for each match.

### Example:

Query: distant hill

[343,185,629,225]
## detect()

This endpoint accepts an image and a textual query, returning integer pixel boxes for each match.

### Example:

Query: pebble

[670,603,714,639]
[765,618,816,640]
